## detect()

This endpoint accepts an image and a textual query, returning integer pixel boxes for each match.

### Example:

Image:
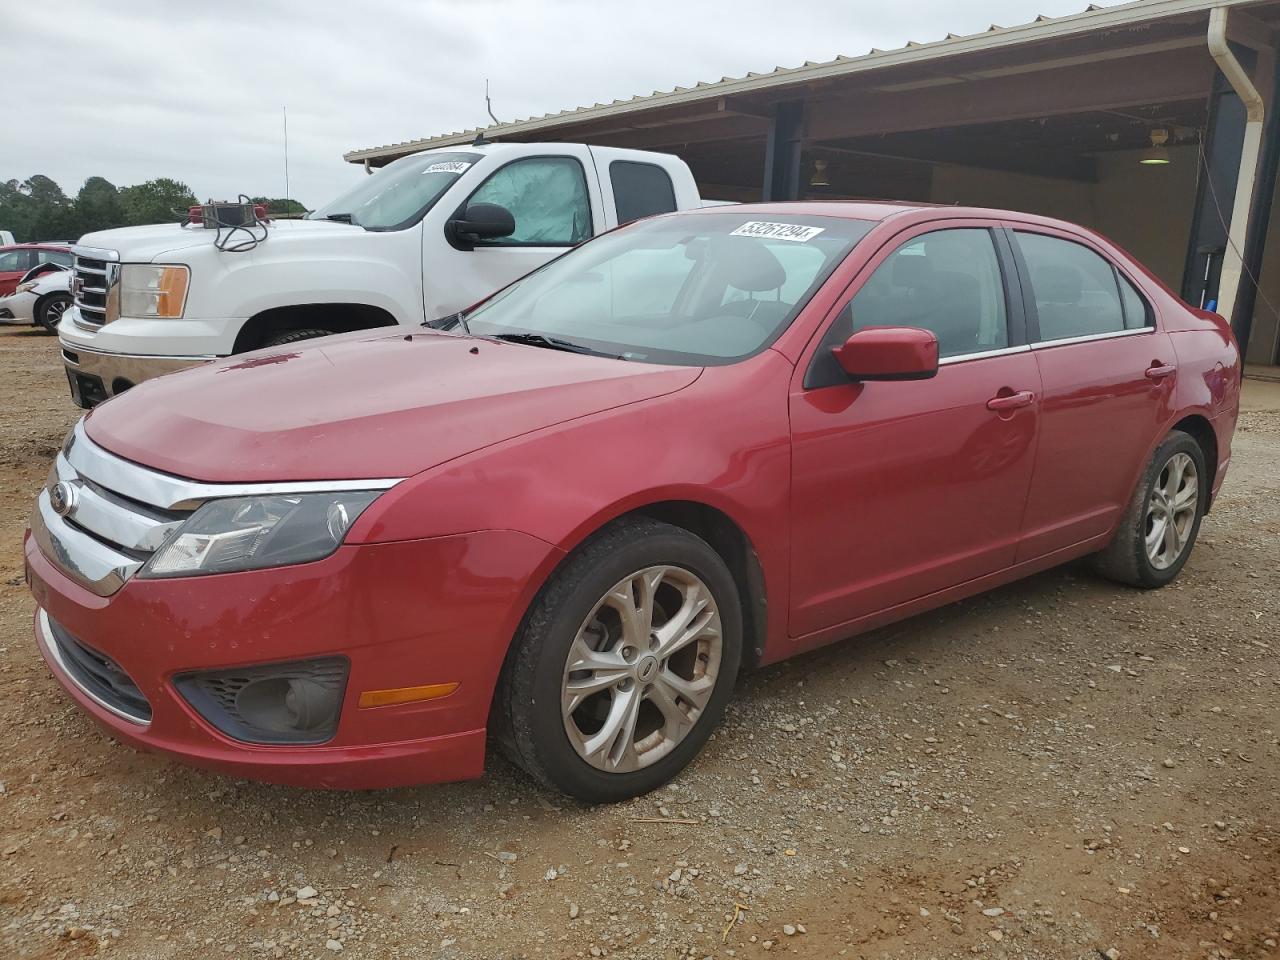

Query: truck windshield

[309,151,481,231]
[463,212,874,365]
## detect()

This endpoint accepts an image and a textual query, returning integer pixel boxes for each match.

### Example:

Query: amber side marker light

[358,682,460,709]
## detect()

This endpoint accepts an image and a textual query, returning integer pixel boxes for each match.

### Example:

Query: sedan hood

[83,331,701,482]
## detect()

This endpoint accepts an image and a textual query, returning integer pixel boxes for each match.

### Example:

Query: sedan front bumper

[25,526,562,789]
[0,291,36,324]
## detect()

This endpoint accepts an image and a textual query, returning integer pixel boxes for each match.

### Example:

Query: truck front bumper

[61,341,213,408]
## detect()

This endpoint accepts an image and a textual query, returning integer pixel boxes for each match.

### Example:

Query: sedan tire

[495,517,743,803]
[36,293,72,335]
[1096,429,1207,589]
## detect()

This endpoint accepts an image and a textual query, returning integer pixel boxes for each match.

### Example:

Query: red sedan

[24,203,1239,802]
[0,243,73,296]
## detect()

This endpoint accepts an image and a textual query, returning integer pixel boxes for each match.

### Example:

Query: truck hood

[83,331,701,482]
[79,218,364,262]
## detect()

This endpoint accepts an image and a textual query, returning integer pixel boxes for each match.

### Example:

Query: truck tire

[264,328,333,348]
[494,517,743,803]
[36,293,72,335]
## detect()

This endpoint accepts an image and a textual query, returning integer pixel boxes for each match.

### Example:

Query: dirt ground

[0,325,1277,960]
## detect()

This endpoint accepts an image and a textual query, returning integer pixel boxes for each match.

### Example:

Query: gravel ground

[0,325,1277,960]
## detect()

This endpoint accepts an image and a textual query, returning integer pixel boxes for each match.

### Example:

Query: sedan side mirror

[447,202,516,249]
[832,326,939,381]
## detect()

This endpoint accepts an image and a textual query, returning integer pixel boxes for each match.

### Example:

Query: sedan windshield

[308,151,480,231]
[464,212,874,365]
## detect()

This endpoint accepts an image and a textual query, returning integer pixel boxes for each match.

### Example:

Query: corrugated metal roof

[344,0,1241,162]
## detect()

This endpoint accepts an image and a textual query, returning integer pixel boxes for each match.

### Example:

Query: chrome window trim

[938,344,1031,366]
[1031,327,1154,350]
[37,609,149,726]
[67,420,403,511]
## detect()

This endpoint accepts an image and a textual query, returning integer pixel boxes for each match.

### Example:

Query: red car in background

[0,243,73,296]
[24,202,1239,802]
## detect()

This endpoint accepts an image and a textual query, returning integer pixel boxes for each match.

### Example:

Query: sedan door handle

[1145,363,1176,380]
[987,390,1035,412]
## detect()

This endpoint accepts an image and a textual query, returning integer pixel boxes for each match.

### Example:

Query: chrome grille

[31,427,192,595]
[71,246,119,327]
[29,420,404,597]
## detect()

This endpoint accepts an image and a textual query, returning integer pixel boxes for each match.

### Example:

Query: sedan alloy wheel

[1144,451,1198,570]
[562,565,722,773]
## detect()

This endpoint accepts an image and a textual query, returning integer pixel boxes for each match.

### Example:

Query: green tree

[19,175,75,239]
[0,179,35,240]
[251,196,308,217]
[119,178,198,225]
[74,176,128,234]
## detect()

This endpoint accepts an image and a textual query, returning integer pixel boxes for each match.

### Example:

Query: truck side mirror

[447,203,516,249]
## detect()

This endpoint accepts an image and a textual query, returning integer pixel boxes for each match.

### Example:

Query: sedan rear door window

[1016,232,1128,341]
[0,249,35,272]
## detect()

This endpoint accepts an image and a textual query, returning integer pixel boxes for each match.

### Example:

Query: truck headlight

[140,491,380,578]
[118,264,190,319]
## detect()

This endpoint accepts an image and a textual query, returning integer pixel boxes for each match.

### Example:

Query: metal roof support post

[762,101,805,202]
[1207,6,1266,343]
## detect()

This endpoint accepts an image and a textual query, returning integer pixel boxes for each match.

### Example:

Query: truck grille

[72,251,118,327]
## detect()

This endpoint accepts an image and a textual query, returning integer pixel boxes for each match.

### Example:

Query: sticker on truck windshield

[423,161,473,175]
[730,221,825,242]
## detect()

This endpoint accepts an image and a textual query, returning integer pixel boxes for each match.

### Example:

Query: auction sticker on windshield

[423,161,472,175]
[730,221,825,242]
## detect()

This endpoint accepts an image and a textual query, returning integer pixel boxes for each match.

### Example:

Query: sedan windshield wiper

[322,213,354,223]
[489,332,624,360]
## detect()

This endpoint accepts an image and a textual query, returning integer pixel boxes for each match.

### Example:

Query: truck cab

[58,142,703,407]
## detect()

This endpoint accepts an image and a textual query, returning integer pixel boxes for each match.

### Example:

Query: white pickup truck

[58,142,704,407]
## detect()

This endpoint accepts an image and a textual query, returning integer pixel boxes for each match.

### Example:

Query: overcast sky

[10,0,1123,209]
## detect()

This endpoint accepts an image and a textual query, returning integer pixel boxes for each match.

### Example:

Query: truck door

[427,148,605,320]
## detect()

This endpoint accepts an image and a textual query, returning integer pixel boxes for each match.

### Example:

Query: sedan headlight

[141,491,380,578]
[117,264,189,320]
[15,280,37,294]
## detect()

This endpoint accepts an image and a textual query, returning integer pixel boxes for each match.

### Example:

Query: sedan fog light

[175,657,348,745]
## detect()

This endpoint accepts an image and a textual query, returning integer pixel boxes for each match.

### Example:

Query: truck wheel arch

[234,303,399,353]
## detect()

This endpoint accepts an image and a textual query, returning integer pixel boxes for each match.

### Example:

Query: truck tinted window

[610,161,677,224]
[468,157,591,246]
